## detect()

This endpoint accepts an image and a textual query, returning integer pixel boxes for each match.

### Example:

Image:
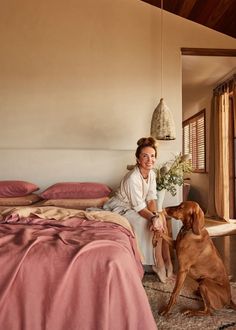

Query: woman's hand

[150,214,164,233]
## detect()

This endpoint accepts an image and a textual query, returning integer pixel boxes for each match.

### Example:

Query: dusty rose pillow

[0,180,39,197]
[40,182,112,199]
[40,197,109,210]
[0,194,41,206]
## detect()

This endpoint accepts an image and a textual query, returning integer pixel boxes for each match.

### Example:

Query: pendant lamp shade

[150,0,176,141]
[150,98,176,140]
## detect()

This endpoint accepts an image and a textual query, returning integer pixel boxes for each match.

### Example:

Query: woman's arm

[146,199,157,214]
[138,206,156,222]
[138,201,164,232]
[138,199,158,221]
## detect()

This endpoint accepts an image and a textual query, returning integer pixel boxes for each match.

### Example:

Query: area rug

[143,274,236,330]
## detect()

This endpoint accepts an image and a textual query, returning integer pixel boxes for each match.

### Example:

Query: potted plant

[154,153,192,210]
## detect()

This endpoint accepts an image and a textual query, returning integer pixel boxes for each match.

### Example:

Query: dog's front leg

[159,270,188,316]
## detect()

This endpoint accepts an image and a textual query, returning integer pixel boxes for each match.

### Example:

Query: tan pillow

[41,197,109,210]
[0,194,41,206]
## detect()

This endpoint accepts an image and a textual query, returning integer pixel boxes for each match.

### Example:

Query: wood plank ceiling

[141,0,236,39]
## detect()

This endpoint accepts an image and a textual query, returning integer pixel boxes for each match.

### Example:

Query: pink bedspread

[0,210,157,330]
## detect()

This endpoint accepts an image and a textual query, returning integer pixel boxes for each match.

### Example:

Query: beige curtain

[233,84,236,216]
[207,90,230,222]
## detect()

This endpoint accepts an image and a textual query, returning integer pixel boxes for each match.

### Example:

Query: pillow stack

[0,180,41,206]
[40,182,112,210]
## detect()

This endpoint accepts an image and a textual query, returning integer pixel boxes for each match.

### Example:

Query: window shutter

[197,116,205,170]
[183,110,206,173]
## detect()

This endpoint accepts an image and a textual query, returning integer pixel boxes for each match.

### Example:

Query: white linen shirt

[115,166,157,212]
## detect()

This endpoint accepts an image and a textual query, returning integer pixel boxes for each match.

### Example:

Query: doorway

[181,48,236,219]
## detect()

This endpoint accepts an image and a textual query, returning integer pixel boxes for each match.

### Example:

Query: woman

[103,137,173,283]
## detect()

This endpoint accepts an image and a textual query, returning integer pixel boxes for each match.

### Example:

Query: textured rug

[143,274,236,330]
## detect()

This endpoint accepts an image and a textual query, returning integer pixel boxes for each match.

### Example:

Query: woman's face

[137,146,156,171]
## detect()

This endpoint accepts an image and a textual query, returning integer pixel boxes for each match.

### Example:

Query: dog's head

[165,201,205,235]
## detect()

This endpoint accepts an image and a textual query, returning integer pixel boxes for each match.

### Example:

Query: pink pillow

[40,182,112,199]
[0,180,39,197]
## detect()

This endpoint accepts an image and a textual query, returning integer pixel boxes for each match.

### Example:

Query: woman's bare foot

[152,265,167,283]
[166,273,176,283]
[165,263,176,282]
[165,263,174,278]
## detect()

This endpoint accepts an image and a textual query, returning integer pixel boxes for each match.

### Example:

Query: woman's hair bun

[137,137,146,146]
[135,136,157,159]
[137,136,156,147]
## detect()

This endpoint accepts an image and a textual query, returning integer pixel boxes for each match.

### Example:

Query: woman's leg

[118,209,172,282]
[153,238,167,283]
[161,215,174,278]
[124,210,155,265]
[162,239,174,278]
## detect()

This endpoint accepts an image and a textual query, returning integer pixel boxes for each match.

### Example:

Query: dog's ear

[192,206,205,235]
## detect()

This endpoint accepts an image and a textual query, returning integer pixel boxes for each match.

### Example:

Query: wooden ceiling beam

[177,0,198,18]
[141,0,236,39]
[205,0,232,28]
[181,48,236,57]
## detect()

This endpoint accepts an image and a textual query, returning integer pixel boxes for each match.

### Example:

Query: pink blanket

[0,210,157,330]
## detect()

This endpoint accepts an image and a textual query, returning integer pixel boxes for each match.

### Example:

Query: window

[183,109,206,172]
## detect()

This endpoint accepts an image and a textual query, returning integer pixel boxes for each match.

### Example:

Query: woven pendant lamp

[150,0,176,141]
[151,98,176,140]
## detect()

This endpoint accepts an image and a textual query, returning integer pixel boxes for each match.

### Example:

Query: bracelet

[150,215,158,221]
[153,211,163,215]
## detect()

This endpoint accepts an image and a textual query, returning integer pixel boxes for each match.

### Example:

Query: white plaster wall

[0,0,236,208]
[0,149,135,192]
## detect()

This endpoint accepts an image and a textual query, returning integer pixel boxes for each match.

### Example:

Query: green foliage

[155,153,192,196]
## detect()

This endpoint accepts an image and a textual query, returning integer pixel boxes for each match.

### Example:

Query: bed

[0,181,157,330]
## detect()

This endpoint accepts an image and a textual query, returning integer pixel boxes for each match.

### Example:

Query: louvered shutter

[183,110,206,172]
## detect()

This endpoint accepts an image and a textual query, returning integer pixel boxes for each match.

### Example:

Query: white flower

[160,165,169,176]
[155,153,192,196]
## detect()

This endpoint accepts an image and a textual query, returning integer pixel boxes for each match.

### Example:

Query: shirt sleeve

[123,173,147,212]
[146,170,157,201]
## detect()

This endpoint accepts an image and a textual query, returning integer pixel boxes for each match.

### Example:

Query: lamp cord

[161,0,163,98]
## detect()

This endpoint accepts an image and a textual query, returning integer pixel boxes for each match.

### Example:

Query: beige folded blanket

[1,206,134,235]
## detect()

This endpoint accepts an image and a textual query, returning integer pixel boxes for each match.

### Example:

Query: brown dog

[159,201,236,316]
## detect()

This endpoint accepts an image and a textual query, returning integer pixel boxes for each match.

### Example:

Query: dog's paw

[181,308,212,316]
[181,309,193,316]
